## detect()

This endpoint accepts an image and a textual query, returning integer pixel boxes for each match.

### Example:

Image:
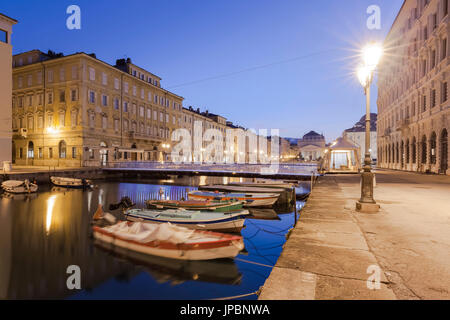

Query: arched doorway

[421,135,427,165]
[406,139,410,165]
[396,142,399,164]
[411,137,417,164]
[131,143,137,161]
[99,141,108,166]
[430,132,437,165]
[400,141,404,168]
[440,129,448,173]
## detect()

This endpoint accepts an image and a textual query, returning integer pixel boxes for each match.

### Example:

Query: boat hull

[50,177,92,189]
[1,184,38,194]
[146,200,244,212]
[125,210,249,233]
[93,227,244,261]
[188,193,279,207]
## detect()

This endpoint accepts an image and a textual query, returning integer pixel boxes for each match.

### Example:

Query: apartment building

[0,13,17,170]
[12,51,184,167]
[377,0,449,174]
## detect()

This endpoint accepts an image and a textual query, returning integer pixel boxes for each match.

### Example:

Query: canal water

[0,176,306,300]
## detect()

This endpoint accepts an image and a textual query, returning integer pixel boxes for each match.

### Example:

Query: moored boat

[92,221,244,260]
[146,199,244,212]
[1,180,38,194]
[125,208,249,233]
[50,176,93,189]
[188,190,279,207]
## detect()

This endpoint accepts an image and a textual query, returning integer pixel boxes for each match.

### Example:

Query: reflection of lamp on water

[45,195,57,235]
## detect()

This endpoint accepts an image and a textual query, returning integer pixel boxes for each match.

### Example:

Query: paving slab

[259,267,316,300]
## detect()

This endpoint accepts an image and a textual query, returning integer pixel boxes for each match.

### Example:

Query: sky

[1,0,404,142]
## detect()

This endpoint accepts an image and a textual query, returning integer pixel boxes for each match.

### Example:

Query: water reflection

[0,177,304,300]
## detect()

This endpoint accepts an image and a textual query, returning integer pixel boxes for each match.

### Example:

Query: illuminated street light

[355,42,383,213]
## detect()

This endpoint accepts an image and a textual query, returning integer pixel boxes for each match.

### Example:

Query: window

[153,110,157,120]
[431,50,436,69]
[431,89,436,108]
[132,86,137,96]
[141,88,145,99]
[27,75,32,86]
[89,91,95,103]
[160,112,163,122]
[123,101,128,112]
[48,92,53,104]
[72,65,78,80]
[422,95,427,112]
[102,116,108,129]
[442,38,447,60]
[124,82,129,93]
[132,103,136,115]
[148,92,152,101]
[0,29,7,43]
[114,98,119,110]
[102,73,107,85]
[18,77,22,88]
[38,147,43,159]
[38,115,43,129]
[102,95,108,106]
[49,147,53,159]
[72,147,77,159]
[27,117,34,130]
[59,141,66,159]
[47,70,53,83]
[114,78,120,90]
[47,114,53,127]
[37,72,42,84]
[123,120,129,131]
[71,89,77,101]
[89,67,95,81]
[442,82,448,103]
[114,119,119,132]
[59,111,65,127]
[71,110,78,127]
[38,94,43,105]
[147,108,151,119]
[27,95,32,107]
[59,90,65,102]
[60,68,65,81]
[89,112,95,128]
[139,106,144,117]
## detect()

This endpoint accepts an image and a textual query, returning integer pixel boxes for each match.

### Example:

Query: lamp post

[356,43,382,213]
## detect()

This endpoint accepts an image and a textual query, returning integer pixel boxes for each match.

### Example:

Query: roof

[329,137,359,150]
[303,130,324,139]
[0,13,18,24]
[344,113,377,133]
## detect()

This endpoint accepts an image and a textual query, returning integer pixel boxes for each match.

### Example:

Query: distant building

[298,131,326,161]
[343,113,377,164]
[0,13,17,170]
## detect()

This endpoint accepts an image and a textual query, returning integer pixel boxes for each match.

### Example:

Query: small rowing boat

[146,199,244,212]
[50,176,93,189]
[188,190,279,207]
[92,221,244,260]
[125,208,249,233]
[1,180,38,194]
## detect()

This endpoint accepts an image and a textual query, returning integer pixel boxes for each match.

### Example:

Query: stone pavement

[259,169,450,300]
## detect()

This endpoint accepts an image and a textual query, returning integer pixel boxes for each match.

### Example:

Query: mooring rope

[234,257,274,268]
[211,290,260,300]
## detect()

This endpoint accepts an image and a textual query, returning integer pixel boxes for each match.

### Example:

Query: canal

[0,176,307,300]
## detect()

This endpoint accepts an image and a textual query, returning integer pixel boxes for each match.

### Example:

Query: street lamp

[356,42,382,213]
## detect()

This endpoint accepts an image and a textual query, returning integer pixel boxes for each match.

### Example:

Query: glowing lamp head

[362,43,383,70]
[357,65,371,88]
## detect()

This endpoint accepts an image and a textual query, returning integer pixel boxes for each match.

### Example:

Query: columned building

[377,0,449,174]
[0,13,17,170]
[298,131,326,161]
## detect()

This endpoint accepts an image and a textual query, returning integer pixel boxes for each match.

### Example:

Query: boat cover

[103,222,196,244]
[1,180,25,188]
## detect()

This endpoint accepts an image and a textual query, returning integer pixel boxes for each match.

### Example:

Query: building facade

[377,0,449,174]
[0,13,17,170]
[343,113,377,164]
[12,51,185,167]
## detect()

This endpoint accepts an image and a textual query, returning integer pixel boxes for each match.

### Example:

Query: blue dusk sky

[1,0,404,142]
